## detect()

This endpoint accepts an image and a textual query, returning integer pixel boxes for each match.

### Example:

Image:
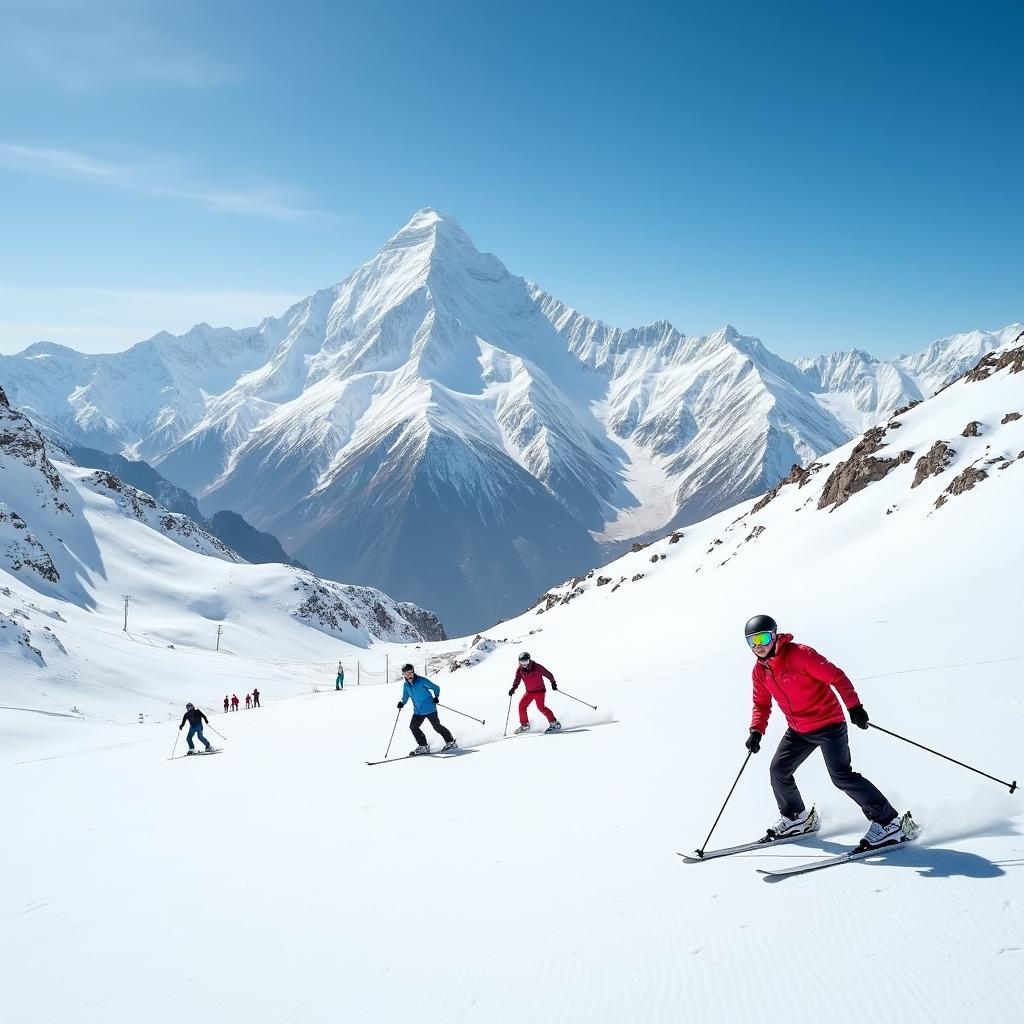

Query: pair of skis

[170,748,222,760]
[678,811,920,878]
[366,724,593,766]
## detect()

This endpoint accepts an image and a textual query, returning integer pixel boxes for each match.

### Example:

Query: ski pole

[383,706,403,760]
[554,688,597,710]
[169,730,180,760]
[437,703,486,725]
[695,752,753,858]
[207,724,227,742]
[503,694,513,737]
[869,723,1017,794]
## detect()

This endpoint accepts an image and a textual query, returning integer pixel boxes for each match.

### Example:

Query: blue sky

[1,0,1020,358]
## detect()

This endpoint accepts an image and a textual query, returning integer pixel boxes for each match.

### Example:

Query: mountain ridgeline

[1,209,1019,633]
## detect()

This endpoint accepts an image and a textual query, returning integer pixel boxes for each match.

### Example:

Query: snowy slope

[0,388,445,722]
[1,340,1021,1023]
[1,211,1019,633]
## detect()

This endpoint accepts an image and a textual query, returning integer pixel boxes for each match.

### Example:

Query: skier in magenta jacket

[509,652,561,734]
[743,614,906,849]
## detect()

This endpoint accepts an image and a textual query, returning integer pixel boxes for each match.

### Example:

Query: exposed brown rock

[745,525,766,542]
[751,462,824,514]
[630,541,649,553]
[911,441,955,488]
[1002,412,1022,424]
[961,421,983,437]
[964,341,1024,382]
[631,573,645,582]
[818,428,911,510]
[893,400,921,417]
[668,531,684,544]
[596,575,612,587]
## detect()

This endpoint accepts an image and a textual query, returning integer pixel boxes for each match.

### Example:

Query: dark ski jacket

[750,634,859,735]
[511,661,555,694]
[180,708,209,729]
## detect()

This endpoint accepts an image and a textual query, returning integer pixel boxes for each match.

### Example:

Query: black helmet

[400,663,415,673]
[518,651,531,663]
[744,614,778,637]
[186,702,195,711]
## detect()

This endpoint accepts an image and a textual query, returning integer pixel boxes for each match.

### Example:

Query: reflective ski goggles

[745,631,776,649]
[518,657,531,665]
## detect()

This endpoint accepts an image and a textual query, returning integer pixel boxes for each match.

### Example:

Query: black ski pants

[410,712,454,746]
[770,722,897,824]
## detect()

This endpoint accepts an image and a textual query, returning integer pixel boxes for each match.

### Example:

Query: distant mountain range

[2,208,1019,632]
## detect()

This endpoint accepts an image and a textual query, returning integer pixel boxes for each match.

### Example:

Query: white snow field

[2,346,1024,1023]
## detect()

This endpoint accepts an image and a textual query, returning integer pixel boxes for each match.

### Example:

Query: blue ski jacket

[400,675,441,715]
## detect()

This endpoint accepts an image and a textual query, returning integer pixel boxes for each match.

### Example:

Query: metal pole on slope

[436,703,485,725]
[383,706,403,760]
[554,687,597,710]
[503,694,513,737]
[694,752,753,858]
[868,723,1017,794]
[169,729,180,760]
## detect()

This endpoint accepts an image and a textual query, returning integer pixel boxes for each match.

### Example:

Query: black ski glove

[396,702,405,710]
[508,687,516,697]
[745,730,762,753]
[551,681,558,691]
[849,704,869,730]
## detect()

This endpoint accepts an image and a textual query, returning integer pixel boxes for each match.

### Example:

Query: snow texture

[1,338,1022,1023]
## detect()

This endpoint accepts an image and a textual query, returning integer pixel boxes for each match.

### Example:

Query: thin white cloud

[0,142,332,222]
[0,285,303,355]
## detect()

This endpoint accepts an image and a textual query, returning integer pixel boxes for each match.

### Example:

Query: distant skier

[397,663,456,755]
[509,652,561,734]
[336,667,345,690]
[223,695,229,714]
[252,688,260,708]
[231,694,240,711]
[245,693,252,709]
[742,614,907,849]
[179,703,213,754]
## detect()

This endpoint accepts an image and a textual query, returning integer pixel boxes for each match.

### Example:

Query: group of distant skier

[221,691,260,713]
[177,613,1004,850]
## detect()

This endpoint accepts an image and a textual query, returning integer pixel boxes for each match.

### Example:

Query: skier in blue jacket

[397,663,457,755]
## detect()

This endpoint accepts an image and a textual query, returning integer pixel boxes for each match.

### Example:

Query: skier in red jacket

[743,614,908,850]
[509,652,561,734]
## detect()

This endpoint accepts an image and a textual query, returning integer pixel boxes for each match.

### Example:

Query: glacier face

[1,209,1019,633]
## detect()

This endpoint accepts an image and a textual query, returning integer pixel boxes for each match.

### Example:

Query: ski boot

[766,805,819,840]
[442,740,458,752]
[544,721,562,733]
[408,744,430,757]
[858,811,917,850]
[185,749,197,756]
[514,724,530,734]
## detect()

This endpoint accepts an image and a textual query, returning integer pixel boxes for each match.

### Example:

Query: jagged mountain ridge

[0,209,1018,632]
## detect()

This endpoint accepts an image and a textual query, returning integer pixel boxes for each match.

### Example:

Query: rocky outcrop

[961,421,983,437]
[0,386,72,515]
[818,427,913,510]
[964,342,1024,382]
[752,462,823,514]
[934,465,988,509]
[292,575,446,642]
[0,502,60,582]
[912,441,956,488]
[1002,412,1021,424]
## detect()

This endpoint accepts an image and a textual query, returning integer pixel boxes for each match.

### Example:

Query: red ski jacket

[512,662,556,693]
[750,634,860,735]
